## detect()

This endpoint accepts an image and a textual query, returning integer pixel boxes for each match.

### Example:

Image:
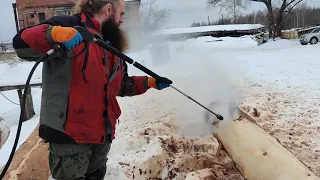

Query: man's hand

[51,26,83,50]
[148,77,172,90]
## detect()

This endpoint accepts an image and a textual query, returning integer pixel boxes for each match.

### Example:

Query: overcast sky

[1,0,320,41]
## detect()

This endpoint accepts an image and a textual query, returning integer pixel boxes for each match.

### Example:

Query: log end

[216,110,320,180]
[0,117,10,149]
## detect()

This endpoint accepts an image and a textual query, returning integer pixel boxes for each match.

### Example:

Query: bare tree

[251,0,309,38]
[197,4,319,31]
[140,0,171,33]
[207,0,249,23]
[208,0,309,38]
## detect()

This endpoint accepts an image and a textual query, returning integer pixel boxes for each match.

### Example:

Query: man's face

[111,0,125,27]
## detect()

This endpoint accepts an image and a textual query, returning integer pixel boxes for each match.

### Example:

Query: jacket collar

[80,12,102,34]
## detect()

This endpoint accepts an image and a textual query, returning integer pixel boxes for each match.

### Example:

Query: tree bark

[214,110,320,180]
[275,0,288,38]
[275,14,284,38]
[265,1,275,39]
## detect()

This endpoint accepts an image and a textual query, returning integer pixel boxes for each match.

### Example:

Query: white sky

[1,0,320,41]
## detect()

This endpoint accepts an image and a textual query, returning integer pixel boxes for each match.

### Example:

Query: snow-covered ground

[0,36,319,179]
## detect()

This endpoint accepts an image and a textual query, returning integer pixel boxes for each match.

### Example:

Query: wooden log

[0,117,10,149]
[1,124,50,180]
[214,110,320,180]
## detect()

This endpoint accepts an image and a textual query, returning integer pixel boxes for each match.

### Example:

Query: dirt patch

[0,53,15,61]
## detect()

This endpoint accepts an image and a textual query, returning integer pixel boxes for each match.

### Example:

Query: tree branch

[250,0,267,5]
[279,0,288,13]
[286,0,303,12]
[207,0,222,7]
[286,0,298,7]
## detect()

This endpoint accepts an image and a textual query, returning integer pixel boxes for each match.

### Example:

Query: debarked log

[215,110,320,180]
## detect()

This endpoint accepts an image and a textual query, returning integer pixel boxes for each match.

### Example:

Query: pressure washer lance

[169,85,224,120]
[0,26,224,180]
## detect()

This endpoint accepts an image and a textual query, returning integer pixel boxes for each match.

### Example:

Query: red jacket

[13,13,150,144]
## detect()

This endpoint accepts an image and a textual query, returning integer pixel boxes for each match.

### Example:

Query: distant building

[16,0,74,29]
[122,0,141,32]
[15,0,141,30]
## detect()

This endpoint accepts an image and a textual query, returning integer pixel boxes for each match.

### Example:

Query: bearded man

[12,0,171,179]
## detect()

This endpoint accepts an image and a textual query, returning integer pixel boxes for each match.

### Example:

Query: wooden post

[0,84,41,121]
[17,87,35,122]
[12,3,20,33]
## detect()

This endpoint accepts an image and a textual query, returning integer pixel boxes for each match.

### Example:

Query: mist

[122,19,249,137]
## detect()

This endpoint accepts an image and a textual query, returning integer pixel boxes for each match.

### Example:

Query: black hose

[0,53,49,179]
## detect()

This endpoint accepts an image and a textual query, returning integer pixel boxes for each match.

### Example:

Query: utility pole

[12,2,36,121]
[233,0,236,23]
[222,14,224,25]
[12,3,19,33]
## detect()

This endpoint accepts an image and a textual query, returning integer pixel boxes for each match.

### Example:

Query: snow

[0,60,42,167]
[1,35,320,179]
[0,61,42,87]
[0,86,41,167]
[152,24,264,36]
[0,118,38,166]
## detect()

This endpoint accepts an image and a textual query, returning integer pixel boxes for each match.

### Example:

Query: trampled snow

[0,35,319,179]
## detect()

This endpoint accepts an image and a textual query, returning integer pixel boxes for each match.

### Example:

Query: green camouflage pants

[49,143,111,180]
